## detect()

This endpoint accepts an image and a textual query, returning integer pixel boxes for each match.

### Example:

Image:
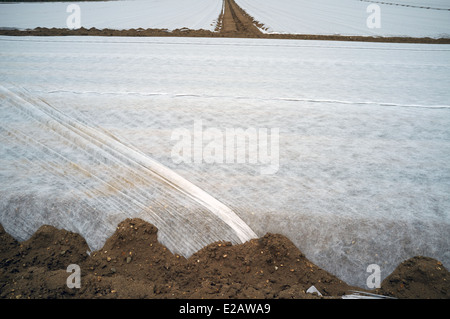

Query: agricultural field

[0,0,449,300]
[0,0,223,31]
[236,0,450,37]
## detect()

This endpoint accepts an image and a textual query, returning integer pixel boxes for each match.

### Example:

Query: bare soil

[220,0,262,37]
[1,218,449,299]
[375,256,450,299]
[0,0,449,44]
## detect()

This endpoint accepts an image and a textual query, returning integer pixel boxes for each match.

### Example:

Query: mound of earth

[375,256,450,299]
[0,218,449,299]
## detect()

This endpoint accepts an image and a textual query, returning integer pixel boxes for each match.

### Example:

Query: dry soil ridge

[1,218,449,299]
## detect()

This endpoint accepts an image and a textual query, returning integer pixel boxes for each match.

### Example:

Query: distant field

[0,0,103,2]
[235,0,450,38]
[1,0,449,39]
[0,0,223,31]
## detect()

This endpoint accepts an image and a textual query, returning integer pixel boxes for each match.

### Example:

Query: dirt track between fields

[220,0,262,36]
[0,0,449,44]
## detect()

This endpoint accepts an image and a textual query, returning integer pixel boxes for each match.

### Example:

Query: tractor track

[220,0,263,37]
